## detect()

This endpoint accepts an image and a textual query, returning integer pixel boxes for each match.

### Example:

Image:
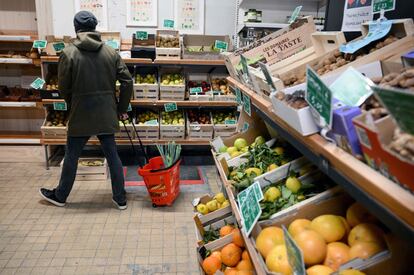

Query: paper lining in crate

[134,110,160,140]
[186,116,214,140]
[210,74,236,102]
[159,68,186,100]
[115,123,135,139]
[41,109,67,138]
[156,30,181,60]
[188,73,213,101]
[60,157,108,181]
[160,111,185,140]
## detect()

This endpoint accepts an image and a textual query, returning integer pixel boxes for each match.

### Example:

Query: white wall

[51,0,237,39]
[0,0,37,32]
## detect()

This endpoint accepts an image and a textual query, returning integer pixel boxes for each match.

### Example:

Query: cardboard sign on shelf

[235,87,242,105]
[214,40,228,51]
[242,93,251,117]
[258,62,277,92]
[33,40,47,49]
[52,42,65,52]
[240,186,262,236]
[282,226,306,274]
[237,181,264,207]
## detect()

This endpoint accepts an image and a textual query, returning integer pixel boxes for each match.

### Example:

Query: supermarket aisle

[0,163,220,275]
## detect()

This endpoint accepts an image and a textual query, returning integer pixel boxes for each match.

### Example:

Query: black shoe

[112,199,127,210]
[39,188,66,207]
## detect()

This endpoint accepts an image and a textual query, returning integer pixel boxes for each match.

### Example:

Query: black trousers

[55,134,126,203]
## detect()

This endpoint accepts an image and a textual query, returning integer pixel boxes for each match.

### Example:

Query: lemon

[286,176,301,193]
[206,200,219,212]
[214,192,226,204]
[245,168,262,177]
[267,164,279,172]
[196,203,209,215]
[273,147,284,155]
[264,187,281,202]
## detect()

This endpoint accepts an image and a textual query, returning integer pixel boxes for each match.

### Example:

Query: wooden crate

[115,123,135,139]
[187,116,214,140]
[188,73,213,101]
[194,214,236,247]
[156,30,181,60]
[210,74,236,102]
[182,34,232,60]
[159,69,186,100]
[160,124,185,140]
[40,109,67,138]
[133,83,159,99]
[133,110,160,140]
[60,157,108,181]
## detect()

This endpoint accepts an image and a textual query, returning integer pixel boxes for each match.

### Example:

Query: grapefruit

[211,251,222,261]
[236,271,253,275]
[234,138,248,150]
[349,241,384,259]
[348,223,385,247]
[220,225,234,237]
[306,265,334,275]
[323,242,350,271]
[346,202,377,228]
[265,244,293,275]
[294,230,327,265]
[236,260,253,271]
[224,268,237,275]
[255,226,284,258]
[288,219,311,237]
[311,215,346,243]
[339,216,351,238]
[202,256,221,274]
[221,243,242,267]
[242,250,250,262]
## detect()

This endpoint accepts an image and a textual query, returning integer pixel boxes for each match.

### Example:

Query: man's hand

[119,113,129,121]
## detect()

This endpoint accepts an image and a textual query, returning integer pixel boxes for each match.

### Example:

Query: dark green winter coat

[58,31,133,136]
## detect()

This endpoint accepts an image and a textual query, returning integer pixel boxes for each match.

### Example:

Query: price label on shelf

[235,88,242,105]
[306,66,333,128]
[30,78,45,90]
[53,102,67,111]
[373,85,414,135]
[52,42,65,52]
[145,120,158,125]
[33,40,47,49]
[237,181,263,207]
[127,104,132,112]
[163,19,174,28]
[214,40,228,51]
[239,185,262,236]
[288,5,303,24]
[243,93,251,117]
[136,31,149,40]
[105,40,119,50]
[190,87,202,94]
[240,54,251,84]
[164,102,178,112]
[224,119,237,125]
[373,0,395,13]
[242,122,249,133]
[282,226,306,274]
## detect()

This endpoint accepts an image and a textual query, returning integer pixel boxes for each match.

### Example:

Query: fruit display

[160,73,185,86]
[195,192,230,215]
[254,202,386,274]
[46,77,58,90]
[79,159,104,166]
[185,45,220,53]
[201,228,253,274]
[135,73,156,84]
[187,110,211,124]
[156,35,180,48]
[360,95,388,121]
[135,110,159,125]
[188,79,211,95]
[45,110,66,127]
[282,35,400,87]
[371,68,414,91]
[211,77,231,95]
[275,90,308,109]
[219,136,265,158]
[118,117,132,126]
[161,110,185,125]
[202,222,236,244]
[388,128,414,163]
[212,111,237,124]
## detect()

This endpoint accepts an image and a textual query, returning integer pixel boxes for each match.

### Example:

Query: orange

[306,265,334,275]
[255,226,284,258]
[236,271,253,275]
[241,250,250,262]
[202,255,221,275]
[224,268,237,275]
[265,244,293,275]
[323,242,350,271]
[349,241,384,260]
[339,269,366,275]
[221,243,242,267]
[236,260,253,271]
[288,219,311,237]
[339,216,351,242]
[311,215,346,243]
[348,223,385,247]
[232,228,245,248]
[211,251,222,262]
[220,225,234,237]
[346,202,377,228]
[294,230,327,265]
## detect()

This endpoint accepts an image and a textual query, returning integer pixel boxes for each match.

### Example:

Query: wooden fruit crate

[210,74,236,102]
[182,34,232,60]
[194,213,236,247]
[115,123,135,139]
[188,73,213,102]
[187,116,214,140]
[40,109,67,138]
[60,157,108,181]
[160,124,185,140]
[133,110,160,140]
[156,30,181,60]
[159,69,186,100]
[133,83,159,99]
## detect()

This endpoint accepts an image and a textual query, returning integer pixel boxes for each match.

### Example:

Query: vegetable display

[156,142,181,168]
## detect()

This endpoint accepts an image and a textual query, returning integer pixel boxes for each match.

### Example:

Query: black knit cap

[74,11,98,33]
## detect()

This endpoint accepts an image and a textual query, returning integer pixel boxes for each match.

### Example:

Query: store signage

[53,102,67,111]
[373,85,414,135]
[258,62,276,92]
[239,182,263,236]
[240,54,251,84]
[288,5,303,24]
[243,93,251,117]
[373,0,395,14]
[306,66,333,128]
[164,102,178,112]
[214,40,228,51]
[224,119,237,125]
[242,122,249,133]
[52,42,65,52]
[237,181,263,207]
[282,226,306,274]
[30,78,45,90]
[190,87,202,94]
[329,67,373,107]
[341,0,373,32]
[235,88,242,105]
[163,19,174,28]
[127,103,132,112]
[33,40,47,49]
[145,119,158,125]
[136,31,149,40]
[105,40,120,50]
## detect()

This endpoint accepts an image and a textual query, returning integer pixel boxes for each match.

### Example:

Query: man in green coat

[39,11,133,210]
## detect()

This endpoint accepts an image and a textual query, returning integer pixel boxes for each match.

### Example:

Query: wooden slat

[42,99,237,107]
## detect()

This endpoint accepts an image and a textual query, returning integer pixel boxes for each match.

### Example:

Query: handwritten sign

[30,78,45,90]
[164,102,178,112]
[33,40,47,49]
[164,19,174,28]
[53,102,67,111]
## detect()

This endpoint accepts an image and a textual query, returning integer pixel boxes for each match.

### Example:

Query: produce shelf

[0,131,42,144]
[41,99,237,107]
[0,58,33,64]
[41,138,210,146]
[0,102,41,108]
[226,76,414,244]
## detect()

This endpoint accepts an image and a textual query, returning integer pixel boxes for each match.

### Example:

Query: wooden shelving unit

[42,99,237,107]
[0,131,42,144]
[41,137,209,146]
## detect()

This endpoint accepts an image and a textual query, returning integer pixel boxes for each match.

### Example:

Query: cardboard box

[101,31,121,51]
[60,157,108,181]
[182,35,232,60]
[210,74,236,102]
[160,111,185,140]
[115,123,135,139]
[44,35,72,56]
[41,108,67,138]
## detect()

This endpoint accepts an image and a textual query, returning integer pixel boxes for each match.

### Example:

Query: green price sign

[136,31,148,40]
[145,119,158,125]
[282,226,306,274]
[243,93,251,117]
[190,87,203,94]
[53,102,67,111]
[240,54,251,84]
[33,40,47,49]
[105,40,119,50]
[214,40,228,51]
[30,77,45,90]
[237,181,263,208]
[373,85,414,135]
[235,88,242,105]
[242,122,249,132]
[258,62,276,92]
[127,104,132,112]
[224,119,237,125]
[163,19,175,28]
[164,102,178,112]
[306,66,333,127]
[288,5,303,24]
[52,42,65,52]
[240,187,262,236]
[373,0,395,13]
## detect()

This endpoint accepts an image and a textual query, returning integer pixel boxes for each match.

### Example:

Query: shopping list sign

[306,66,333,128]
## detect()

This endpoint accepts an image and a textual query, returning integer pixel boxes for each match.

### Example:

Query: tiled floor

[0,162,222,275]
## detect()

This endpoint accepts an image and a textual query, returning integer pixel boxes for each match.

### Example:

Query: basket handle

[121,121,148,168]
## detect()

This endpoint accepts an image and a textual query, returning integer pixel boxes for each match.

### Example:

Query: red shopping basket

[138,156,181,207]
